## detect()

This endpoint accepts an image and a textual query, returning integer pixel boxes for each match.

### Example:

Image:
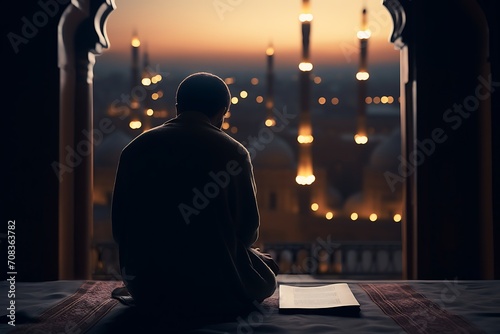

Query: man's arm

[111,148,135,244]
[234,149,280,276]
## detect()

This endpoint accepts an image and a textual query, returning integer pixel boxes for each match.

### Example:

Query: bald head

[175,72,231,118]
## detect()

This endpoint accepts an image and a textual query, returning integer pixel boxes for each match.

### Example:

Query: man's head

[175,72,231,126]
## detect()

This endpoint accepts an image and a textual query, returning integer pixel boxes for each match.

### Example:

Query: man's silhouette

[112,72,278,320]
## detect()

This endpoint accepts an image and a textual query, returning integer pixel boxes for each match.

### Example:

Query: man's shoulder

[122,121,249,156]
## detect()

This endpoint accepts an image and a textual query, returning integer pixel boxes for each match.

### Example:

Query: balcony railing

[264,240,402,279]
[92,240,402,280]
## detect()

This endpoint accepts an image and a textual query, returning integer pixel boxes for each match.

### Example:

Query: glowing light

[152,74,162,83]
[313,76,322,84]
[350,213,359,221]
[251,78,259,85]
[142,78,151,86]
[265,101,273,109]
[295,175,316,185]
[146,108,154,116]
[225,111,231,118]
[357,29,372,39]
[394,214,402,223]
[354,134,368,145]
[230,126,238,134]
[318,97,326,105]
[129,120,142,129]
[224,77,235,85]
[381,96,389,104]
[297,135,314,144]
[356,71,370,81]
[240,91,248,99]
[365,97,373,104]
[151,93,159,100]
[130,101,140,110]
[388,96,395,104]
[266,47,274,56]
[222,122,230,130]
[231,97,239,104]
[373,96,381,104]
[131,37,140,48]
[311,203,319,211]
[299,13,313,22]
[299,62,313,72]
[256,96,264,103]
[331,97,339,105]
[155,110,168,118]
[369,213,378,222]
[265,118,276,127]
[325,212,333,220]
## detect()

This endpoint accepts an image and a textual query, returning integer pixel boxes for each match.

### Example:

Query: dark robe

[111,111,277,320]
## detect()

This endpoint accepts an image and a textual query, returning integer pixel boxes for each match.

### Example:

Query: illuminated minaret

[129,31,142,131]
[296,0,315,187]
[142,45,152,131]
[264,43,276,127]
[354,7,371,145]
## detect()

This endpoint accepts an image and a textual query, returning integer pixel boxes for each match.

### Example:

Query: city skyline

[92,0,403,234]
[95,0,399,75]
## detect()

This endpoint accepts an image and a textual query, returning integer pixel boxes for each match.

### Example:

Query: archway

[58,0,498,281]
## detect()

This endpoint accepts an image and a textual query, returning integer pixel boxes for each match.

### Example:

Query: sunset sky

[95,0,400,73]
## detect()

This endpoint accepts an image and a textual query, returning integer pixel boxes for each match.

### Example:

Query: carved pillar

[383,0,414,279]
[477,0,500,281]
[385,0,494,279]
[58,0,115,279]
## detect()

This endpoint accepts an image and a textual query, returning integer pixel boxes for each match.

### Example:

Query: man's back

[112,110,276,317]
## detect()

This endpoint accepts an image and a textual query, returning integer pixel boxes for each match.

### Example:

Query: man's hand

[251,248,280,276]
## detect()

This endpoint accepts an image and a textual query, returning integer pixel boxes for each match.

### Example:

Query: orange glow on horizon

[96,1,398,71]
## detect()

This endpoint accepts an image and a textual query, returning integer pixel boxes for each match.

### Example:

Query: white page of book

[279,283,360,309]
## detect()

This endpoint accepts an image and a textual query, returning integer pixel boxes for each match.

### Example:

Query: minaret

[129,31,142,131]
[265,43,276,127]
[142,45,152,131]
[354,7,370,145]
[296,0,315,187]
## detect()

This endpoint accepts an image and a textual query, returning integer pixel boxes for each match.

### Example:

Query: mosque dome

[344,192,363,209]
[95,130,133,168]
[369,128,401,171]
[343,191,371,217]
[327,186,343,209]
[252,134,296,169]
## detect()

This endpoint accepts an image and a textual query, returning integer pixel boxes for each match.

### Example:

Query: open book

[279,283,360,315]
